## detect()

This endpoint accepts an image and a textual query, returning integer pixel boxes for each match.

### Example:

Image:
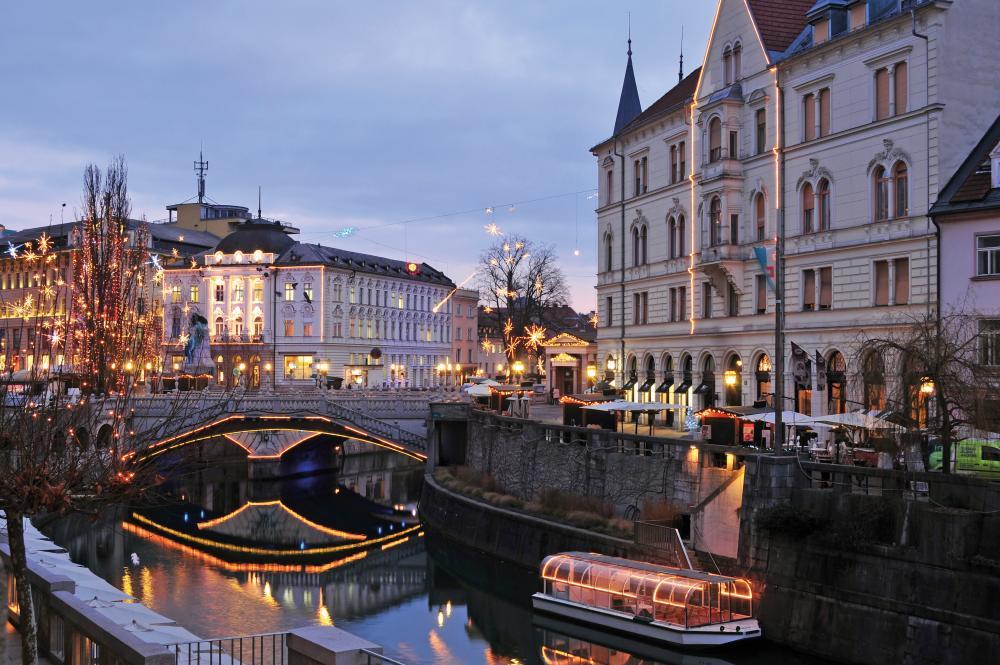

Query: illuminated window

[284,283,295,301]
[284,355,313,380]
[171,285,181,303]
[284,319,294,336]
[252,281,263,302]
[303,284,313,302]
[233,251,244,264]
[215,283,224,302]
[303,322,313,337]
[253,316,263,337]
[214,317,225,337]
[233,317,244,336]
[232,280,244,302]
[189,285,199,303]
[253,250,263,263]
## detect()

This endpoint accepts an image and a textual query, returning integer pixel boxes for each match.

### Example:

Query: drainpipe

[614,140,626,388]
[912,7,934,318]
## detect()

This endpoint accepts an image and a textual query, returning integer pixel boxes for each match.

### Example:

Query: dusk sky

[0,1,713,311]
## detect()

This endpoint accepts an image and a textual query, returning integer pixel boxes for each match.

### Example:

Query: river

[38,470,833,665]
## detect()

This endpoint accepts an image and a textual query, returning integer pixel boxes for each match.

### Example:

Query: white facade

[593,0,1000,421]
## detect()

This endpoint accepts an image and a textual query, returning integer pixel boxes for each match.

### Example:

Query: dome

[213,221,297,255]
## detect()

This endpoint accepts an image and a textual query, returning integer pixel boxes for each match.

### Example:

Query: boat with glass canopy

[532,552,760,648]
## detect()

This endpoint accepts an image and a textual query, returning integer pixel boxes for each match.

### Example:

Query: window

[709,197,722,246]
[755,109,767,154]
[730,214,739,245]
[755,275,767,314]
[233,317,244,337]
[215,283,224,302]
[668,217,677,258]
[677,216,686,256]
[632,292,647,324]
[819,267,832,309]
[723,47,732,85]
[253,316,263,337]
[642,156,648,194]
[755,193,766,241]
[349,287,357,304]
[702,282,713,319]
[817,179,831,231]
[188,285,199,303]
[456,327,462,341]
[303,284,314,303]
[284,319,294,337]
[284,355,313,380]
[709,118,722,162]
[604,235,614,271]
[875,68,890,120]
[977,235,1000,276]
[803,93,816,141]
[232,281,244,302]
[669,288,677,322]
[171,313,181,338]
[605,296,613,327]
[733,42,742,80]
[802,183,815,233]
[606,170,614,204]
[874,261,890,306]
[670,145,678,183]
[284,283,295,301]
[727,283,738,317]
[639,226,647,264]
[894,257,909,305]
[819,88,831,137]
[171,285,181,303]
[728,131,738,160]
[632,226,647,266]
[679,286,687,321]
[634,159,641,197]
[214,317,225,337]
[803,269,817,311]
[894,61,908,114]
[873,166,889,221]
[980,320,1000,366]
[893,162,908,218]
[679,142,686,179]
[303,322,313,337]
[252,281,263,302]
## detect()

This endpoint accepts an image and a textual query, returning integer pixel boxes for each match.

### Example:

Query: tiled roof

[278,242,454,287]
[622,68,701,133]
[746,0,815,54]
[931,113,1000,217]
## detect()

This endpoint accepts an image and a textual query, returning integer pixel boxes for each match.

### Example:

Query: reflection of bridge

[128,394,432,463]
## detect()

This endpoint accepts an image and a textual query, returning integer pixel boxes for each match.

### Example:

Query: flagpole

[773,69,786,454]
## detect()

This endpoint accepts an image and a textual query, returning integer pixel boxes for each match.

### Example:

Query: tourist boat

[532,552,760,648]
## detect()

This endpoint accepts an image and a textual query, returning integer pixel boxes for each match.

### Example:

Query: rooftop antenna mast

[679,25,685,84]
[627,12,632,56]
[194,149,208,203]
[258,186,262,219]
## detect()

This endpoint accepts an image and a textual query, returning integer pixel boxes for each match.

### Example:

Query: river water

[39,470,833,665]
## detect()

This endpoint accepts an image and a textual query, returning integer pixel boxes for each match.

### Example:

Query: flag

[815,351,827,391]
[753,247,777,293]
[791,342,810,386]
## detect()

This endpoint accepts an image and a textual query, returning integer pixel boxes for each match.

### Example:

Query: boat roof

[546,552,740,585]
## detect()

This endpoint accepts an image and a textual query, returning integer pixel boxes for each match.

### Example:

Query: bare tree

[858,311,1000,474]
[478,235,569,371]
[0,159,229,665]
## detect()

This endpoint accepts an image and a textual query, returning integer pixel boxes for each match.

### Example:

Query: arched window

[802,183,815,233]
[755,193,766,241]
[604,234,614,272]
[709,118,722,162]
[893,162,908,218]
[756,354,772,405]
[639,225,647,264]
[253,316,263,338]
[863,351,887,412]
[668,217,677,258]
[827,351,847,414]
[817,178,830,231]
[709,197,723,246]
[677,216,686,256]
[698,355,717,408]
[873,166,890,222]
[723,47,732,86]
[632,228,640,266]
[733,42,742,80]
[725,354,743,407]
[233,316,244,337]
[214,316,225,338]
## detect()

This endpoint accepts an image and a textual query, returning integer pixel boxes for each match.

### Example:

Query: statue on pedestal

[183,314,215,378]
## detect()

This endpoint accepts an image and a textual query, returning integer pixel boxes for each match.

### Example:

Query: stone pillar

[287,625,383,665]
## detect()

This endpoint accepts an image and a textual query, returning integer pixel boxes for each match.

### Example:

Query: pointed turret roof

[613,41,642,136]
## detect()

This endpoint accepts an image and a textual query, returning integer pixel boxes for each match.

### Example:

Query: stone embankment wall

[740,456,1000,665]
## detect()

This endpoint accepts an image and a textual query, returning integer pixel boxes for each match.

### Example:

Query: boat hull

[531,593,761,648]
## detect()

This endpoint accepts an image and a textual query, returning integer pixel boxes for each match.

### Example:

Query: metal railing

[361,649,408,665]
[634,521,693,570]
[167,631,287,665]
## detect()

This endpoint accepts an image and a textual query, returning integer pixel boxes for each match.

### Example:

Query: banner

[753,246,777,293]
[815,351,827,391]
[790,342,810,386]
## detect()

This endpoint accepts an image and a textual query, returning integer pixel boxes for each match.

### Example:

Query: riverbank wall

[422,407,1000,665]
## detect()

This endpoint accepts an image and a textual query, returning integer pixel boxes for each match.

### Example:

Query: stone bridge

[127,393,437,465]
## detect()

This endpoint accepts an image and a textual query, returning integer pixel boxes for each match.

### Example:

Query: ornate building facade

[592,0,1000,421]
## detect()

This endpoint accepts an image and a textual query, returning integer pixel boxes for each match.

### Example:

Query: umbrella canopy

[742,410,828,428]
[464,384,492,396]
[582,400,684,412]
[808,411,905,432]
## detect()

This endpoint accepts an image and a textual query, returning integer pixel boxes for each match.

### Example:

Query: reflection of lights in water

[317,604,332,626]
[437,609,445,628]
[140,567,154,604]
[263,581,272,599]
[121,568,134,598]
[445,600,452,617]
[428,630,454,662]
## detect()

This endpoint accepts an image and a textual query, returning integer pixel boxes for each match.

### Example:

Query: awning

[656,379,674,393]
[675,379,692,393]
[622,378,637,390]
[638,379,655,391]
[693,381,714,395]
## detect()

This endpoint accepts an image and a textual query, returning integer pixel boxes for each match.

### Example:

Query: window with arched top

[677,216,686,256]
[827,350,848,414]
[893,162,908,218]
[817,178,830,231]
[709,197,723,246]
[733,42,742,80]
[632,228,640,266]
[604,234,614,272]
[668,217,677,258]
[253,316,263,338]
[709,118,723,162]
[639,225,647,264]
[233,317,244,337]
[756,354,772,405]
[755,193,766,241]
[723,47,732,85]
[863,351,887,412]
[214,317,225,338]
[873,166,890,222]
[802,183,815,233]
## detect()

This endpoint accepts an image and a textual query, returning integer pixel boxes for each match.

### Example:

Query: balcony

[698,243,746,296]
[700,150,743,183]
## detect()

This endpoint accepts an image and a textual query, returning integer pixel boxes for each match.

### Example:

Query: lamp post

[586,364,597,391]
[512,360,525,384]
[606,355,617,385]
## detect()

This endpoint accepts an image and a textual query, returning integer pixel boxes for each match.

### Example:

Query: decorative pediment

[868,139,912,172]
[602,156,615,168]
[302,304,315,314]
[282,304,296,315]
[797,158,834,189]
[541,332,592,348]
[551,352,578,362]
[667,197,685,219]
[302,273,314,283]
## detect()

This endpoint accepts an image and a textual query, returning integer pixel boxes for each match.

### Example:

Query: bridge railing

[325,399,427,453]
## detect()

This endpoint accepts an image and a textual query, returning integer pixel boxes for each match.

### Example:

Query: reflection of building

[593,0,1000,421]
[161,220,456,389]
[541,332,598,397]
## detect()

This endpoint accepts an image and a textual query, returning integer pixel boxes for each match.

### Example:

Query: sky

[0,1,714,311]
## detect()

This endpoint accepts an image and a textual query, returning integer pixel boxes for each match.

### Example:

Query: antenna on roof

[627,12,632,57]
[679,25,685,84]
[194,148,208,204]
[258,186,262,219]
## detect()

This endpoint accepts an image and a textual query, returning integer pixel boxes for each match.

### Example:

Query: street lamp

[512,360,525,383]
[724,370,739,387]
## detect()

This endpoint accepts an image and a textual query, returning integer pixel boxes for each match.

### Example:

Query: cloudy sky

[0,1,713,310]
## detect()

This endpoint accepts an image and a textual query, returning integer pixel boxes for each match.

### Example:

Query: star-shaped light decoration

[178,332,190,347]
[505,338,520,358]
[22,248,38,263]
[589,312,599,328]
[523,324,547,351]
[514,241,524,250]
[334,227,358,238]
[6,242,20,259]
[481,337,493,353]
[171,248,180,258]
[36,233,52,254]
[503,318,514,336]
[483,305,493,314]
[190,258,199,268]
[484,223,501,237]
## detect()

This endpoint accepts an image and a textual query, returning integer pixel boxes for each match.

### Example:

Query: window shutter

[894,258,909,304]
[874,261,889,306]
[803,270,816,309]
[894,62,908,114]
[803,94,816,141]
[820,267,832,308]
[875,69,890,120]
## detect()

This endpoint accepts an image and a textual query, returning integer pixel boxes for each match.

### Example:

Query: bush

[497,495,523,509]
[565,510,605,529]
[539,489,613,519]
[640,497,683,524]
[756,503,826,537]
[453,466,500,493]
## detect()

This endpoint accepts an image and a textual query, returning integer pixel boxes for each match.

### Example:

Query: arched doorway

[862,351,887,412]
[639,356,656,403]
[755,354,772,406]
[695,355,717,409]
[249,355,261,390]
[827,351,847,414]
[624,356,638,398]
[794,354,813,416]
[658,355,675,426]
[676,355,694,410]
[724,354,743,406]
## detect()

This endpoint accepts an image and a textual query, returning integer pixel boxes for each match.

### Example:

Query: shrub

[539,489,613,519]
[453,466,500,493]
[565,511,605,529]
[497,495,523,509]
[640,497,683,525]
